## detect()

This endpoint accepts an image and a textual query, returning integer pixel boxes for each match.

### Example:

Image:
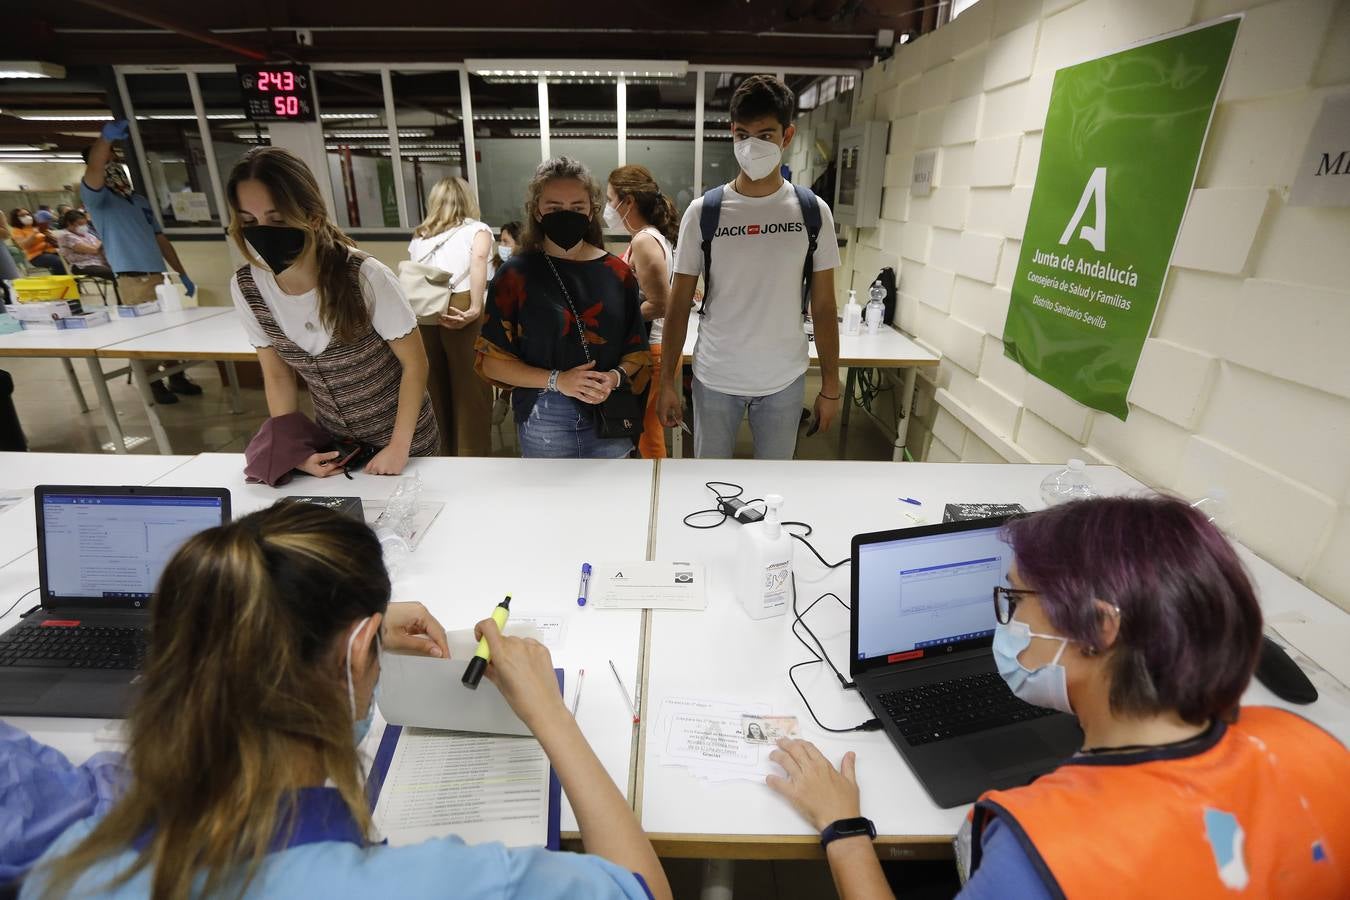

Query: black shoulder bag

[545,256,645,440]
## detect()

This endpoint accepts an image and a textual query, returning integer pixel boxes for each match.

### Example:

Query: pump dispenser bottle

[737,494,794,620]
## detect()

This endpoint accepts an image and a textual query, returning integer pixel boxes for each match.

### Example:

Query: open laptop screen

[36,488,229,606]
[852,521,1012,673]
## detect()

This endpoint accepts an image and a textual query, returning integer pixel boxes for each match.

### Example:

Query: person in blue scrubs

[21,502,671,900]
[80,120,203,405]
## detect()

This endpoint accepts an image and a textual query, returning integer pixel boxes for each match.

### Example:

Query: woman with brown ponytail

[226,147,439,476]
[605,166,677,458]
[24,502,672,900]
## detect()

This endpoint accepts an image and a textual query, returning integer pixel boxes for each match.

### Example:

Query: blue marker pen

[899,497,922,506]
[577,563,592,607]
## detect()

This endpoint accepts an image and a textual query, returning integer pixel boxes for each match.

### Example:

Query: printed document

[591,561,707,610]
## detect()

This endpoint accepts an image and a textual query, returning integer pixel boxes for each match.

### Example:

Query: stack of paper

[653,696,778,783]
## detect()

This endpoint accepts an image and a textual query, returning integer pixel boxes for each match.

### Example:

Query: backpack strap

[794,183,821,314]
[697,185,725,319]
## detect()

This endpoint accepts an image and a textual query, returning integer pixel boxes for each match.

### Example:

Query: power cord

[683,482,849,568]
[1,586,39,622]
[787,575,880,733]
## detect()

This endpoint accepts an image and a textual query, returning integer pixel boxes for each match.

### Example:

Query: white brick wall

[851,0,1350,611]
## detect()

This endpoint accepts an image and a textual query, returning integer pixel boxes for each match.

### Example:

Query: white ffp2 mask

[733,137,783,181]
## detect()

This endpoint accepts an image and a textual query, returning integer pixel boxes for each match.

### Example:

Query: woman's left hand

[439,306,482,330]
[382,601,449,658]
[365,444,409,476]
[766,738,862,832]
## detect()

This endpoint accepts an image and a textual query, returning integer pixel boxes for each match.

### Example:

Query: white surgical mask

[733,136,783,181]
[603,201,626,232]
[74,225,90,236]
[993,618,1074,715]
[497,246,512,262]
[18,215,33,227]
[345,616,380,745]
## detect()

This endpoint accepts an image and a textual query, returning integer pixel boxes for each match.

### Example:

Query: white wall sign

[1289,92,1350,208]
[911,149,936,197]
[169,191,212,222]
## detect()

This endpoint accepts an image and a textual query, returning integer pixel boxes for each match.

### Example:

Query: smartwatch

[545,369,560,393]
[820,817,876,848]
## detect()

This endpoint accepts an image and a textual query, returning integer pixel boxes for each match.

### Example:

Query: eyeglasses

[993,586,1037,624]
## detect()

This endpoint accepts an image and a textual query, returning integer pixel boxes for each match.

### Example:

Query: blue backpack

[696,182,822,319]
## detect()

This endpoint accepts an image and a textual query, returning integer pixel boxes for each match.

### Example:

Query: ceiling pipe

[68,0,268,61]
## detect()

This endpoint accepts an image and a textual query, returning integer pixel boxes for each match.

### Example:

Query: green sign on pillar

[1002,18,1239,420]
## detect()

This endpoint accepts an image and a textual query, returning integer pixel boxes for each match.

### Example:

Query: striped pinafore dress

[235,251,440,456]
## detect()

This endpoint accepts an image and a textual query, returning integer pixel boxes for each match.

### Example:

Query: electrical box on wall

[833,121,888,228]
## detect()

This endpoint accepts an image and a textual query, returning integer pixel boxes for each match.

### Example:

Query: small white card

[590,561,706,610]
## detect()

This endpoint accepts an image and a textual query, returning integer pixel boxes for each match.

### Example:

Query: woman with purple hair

[765,495,1349,899]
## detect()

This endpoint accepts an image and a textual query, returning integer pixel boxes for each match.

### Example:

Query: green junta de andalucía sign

[1002,18,1240,420]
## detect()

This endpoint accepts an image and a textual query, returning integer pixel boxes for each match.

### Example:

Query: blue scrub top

[78,181,166,274]
[22,787,654,900]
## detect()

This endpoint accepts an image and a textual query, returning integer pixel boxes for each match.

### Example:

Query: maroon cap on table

[244,413,333,486]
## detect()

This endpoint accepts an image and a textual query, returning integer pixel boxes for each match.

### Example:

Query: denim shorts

[516,390,633,459]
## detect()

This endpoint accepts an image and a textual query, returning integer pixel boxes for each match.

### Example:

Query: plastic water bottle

[374,525,412,575]
[865,280,886,335]
[1039,458,1097,507]
[1191,488,1232,531]
[843,289,863,336]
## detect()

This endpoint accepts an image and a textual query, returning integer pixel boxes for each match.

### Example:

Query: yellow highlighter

[462,595,511,689]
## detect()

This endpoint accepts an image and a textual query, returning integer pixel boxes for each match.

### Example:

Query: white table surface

[0,306,231,358]
[639,459,1350,853]
[679,314,939,367]
[126,453,651,835]
[98,310,256,362]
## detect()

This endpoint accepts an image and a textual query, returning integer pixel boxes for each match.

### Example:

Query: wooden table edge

[641,833,954,860]
[0,347,99,359]
[677,355,940,368]
[95,349,258,362]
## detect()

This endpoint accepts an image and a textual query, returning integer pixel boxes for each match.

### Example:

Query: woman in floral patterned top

[476,157,650,459]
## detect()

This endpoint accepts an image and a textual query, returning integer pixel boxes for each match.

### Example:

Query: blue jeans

[692,373,806,460]
[517,391,633,459]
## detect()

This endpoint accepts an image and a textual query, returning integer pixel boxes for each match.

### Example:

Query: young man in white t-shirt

[657,75,841,459]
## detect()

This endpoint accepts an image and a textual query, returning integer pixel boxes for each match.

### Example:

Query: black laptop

[0,485,230,718]
[850,516,1082,808]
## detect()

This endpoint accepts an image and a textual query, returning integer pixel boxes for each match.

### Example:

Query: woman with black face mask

[475,157,650,458]
[226,148,438,477]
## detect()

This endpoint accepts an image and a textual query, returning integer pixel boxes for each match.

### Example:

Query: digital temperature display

[236,64,316,122]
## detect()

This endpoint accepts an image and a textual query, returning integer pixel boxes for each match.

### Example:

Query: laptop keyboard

[0,623,148,670]
[877,671,1056,746]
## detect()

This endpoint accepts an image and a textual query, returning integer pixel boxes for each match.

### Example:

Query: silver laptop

[850,517,1082,808]
[0,484,230,718]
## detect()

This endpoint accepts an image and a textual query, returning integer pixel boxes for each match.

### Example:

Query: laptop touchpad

[969,730,1052,774]
[4,672,60,707]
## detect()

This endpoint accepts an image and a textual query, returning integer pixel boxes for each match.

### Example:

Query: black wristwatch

[820,816,876,848]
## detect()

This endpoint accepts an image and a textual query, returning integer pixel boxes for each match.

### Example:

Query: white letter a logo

[1058,166,1108,252]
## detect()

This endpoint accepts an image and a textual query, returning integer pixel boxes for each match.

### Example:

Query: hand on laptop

[766,738,861,832]
[382,601,449,658]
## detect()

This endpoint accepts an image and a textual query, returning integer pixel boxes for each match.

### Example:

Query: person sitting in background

[7,209,65,273]
[54,204,73,222]
[20,502,671,900]
[406,177,494,457]
[606,165,677,459]
[55,210,113,278]
[81,120,202,403]
[767,495,1350,899]
[227,146,438,476]
[475,157,650,460]
[492,220,522,279]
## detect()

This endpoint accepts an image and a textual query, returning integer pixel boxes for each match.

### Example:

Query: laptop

[850,516,1082,808]
[0,485,230,718]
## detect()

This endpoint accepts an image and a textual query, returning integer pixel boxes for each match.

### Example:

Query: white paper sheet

[512,615,565,649]
[654,696,778,782]
[590,561,706,610]
[372,728,550,847]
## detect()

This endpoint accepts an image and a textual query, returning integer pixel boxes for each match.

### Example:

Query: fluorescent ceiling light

[0,61,66,79]
[467,59,686,83]
[320,112,379,120]
[14,111,113,121]
[138,113,247,121]
[0,154,83,162]
[327,129,431,138]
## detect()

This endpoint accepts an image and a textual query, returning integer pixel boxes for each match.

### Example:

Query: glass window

[700,72,745,194]
[126,73,221,227]
[623,73,698,216]
[471,72,544,229]
[546,77,618,210]
[314,70,400,228]
[197,72,268,223]
[388,70,467,224]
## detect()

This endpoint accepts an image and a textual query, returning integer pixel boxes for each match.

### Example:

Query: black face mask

[538,210,591,251]
[243,225,307,276]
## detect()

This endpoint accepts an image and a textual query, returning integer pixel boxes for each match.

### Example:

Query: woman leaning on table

[475,156,650,459]
[227,146,438,476]
[22,501,672,900]
[767,496,1349,900]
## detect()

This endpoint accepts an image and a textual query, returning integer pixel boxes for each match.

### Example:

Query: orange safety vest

[968,707,1349,899]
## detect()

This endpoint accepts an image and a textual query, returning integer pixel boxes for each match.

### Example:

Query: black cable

[781,521,849,569]
[786,575,880,734]
[1,586,39,622]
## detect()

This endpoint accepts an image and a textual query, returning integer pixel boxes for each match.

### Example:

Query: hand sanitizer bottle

[738,494,794,620]
[155,274,184,312]
[843,289,863,336]
[865,280,886,335]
